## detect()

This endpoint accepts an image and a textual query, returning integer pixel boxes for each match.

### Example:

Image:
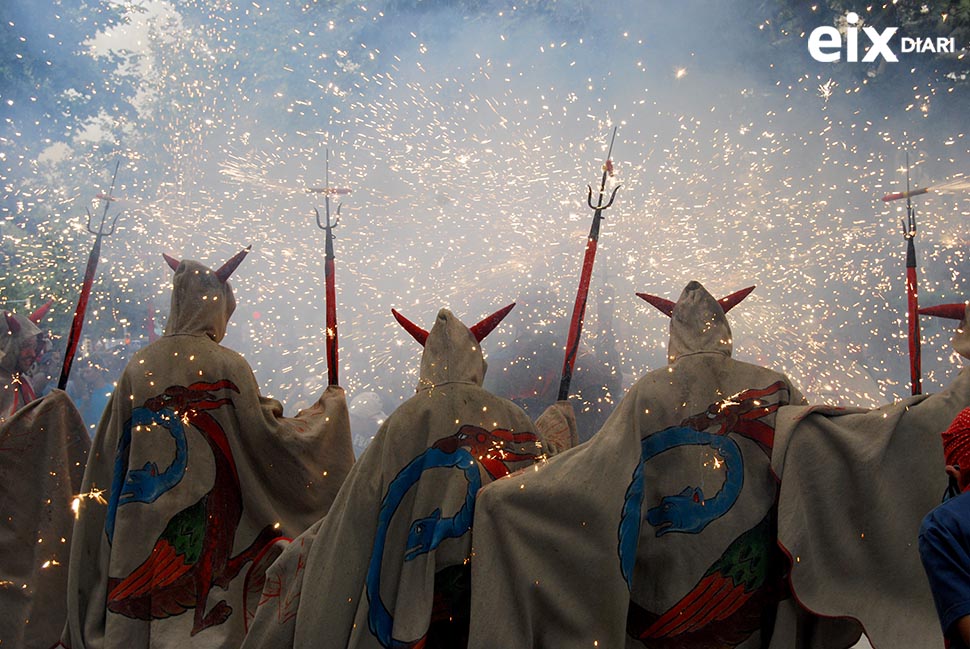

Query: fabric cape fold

[243,307,546,649]
[60,257,355,648]
[0,390,90,649]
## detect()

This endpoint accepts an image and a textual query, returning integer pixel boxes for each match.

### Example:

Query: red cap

[942,407,970,468]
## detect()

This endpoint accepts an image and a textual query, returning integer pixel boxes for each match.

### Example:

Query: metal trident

[309,149,349,386]
[901,152,922,395]
[558,127,621,402]
[58,159,125,390]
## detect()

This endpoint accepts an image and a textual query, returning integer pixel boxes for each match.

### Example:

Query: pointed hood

[420,309,487,389]
[396,307,514,391]
[666,281,734,363]
[163,258,238,342]
[0,312,41,373]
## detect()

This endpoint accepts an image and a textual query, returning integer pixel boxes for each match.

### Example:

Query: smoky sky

[1,0,968,420]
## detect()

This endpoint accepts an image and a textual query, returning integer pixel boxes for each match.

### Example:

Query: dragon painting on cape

[467,281,806,649]
[60,247,355,648]
[242,304,547,649]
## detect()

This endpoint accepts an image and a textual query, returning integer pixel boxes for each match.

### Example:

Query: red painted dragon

[106,380,281,636]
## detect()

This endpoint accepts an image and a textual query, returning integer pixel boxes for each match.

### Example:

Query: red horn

[469,303,515,343]
[29,299,53,324]
[392,309,429,346]
[162,253,181,272]
[636,292,675,317]
[5,312,20,335]
[719,286,756,313]
[215,245,252,283]
[919,303,968,321]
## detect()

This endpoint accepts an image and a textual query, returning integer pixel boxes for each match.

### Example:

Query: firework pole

[558,127,621,401]
[902,153,922,396]
[882,165,970,393]
[310,149,350,386]
[58,159,124,390]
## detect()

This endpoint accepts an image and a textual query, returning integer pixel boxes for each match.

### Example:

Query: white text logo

[808,12,956,63]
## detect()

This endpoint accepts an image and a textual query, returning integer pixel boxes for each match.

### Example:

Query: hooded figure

[60,249,355,648]
[0,304,89,649]
[467,281,805,649]
[0,310,42,419]
[772,300,970,649]
[242,306,546,649]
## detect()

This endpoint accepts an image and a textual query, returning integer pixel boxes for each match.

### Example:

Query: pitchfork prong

[901,210,917,239]
[103,211,123,236]
[85,206,119,236]
[586,184,621,212]
[315,203,340,231]
[87,163,124,237]
[602,185,621,209]
[85,207,96,235]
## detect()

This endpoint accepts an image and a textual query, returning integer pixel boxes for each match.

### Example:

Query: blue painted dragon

[366,425,539,649]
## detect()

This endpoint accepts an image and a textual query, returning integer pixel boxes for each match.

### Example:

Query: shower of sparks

[818,78,837,102]
[72,488,108,518]
[0,0,968,421]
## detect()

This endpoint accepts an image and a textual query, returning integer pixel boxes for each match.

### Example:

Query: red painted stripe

[59,240,101,389]
[109,542,175,600]
[191,413,239,480]
[325,257,338,386]
[661,578,732,636]
[907,265,922,395]
[152,551,192,589]
[559,235,599,398]
[715,587,753,621]
[641,574,720,638]
[688,584,748,631]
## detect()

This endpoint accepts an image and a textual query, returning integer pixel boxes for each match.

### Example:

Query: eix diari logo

[808,12,957,63]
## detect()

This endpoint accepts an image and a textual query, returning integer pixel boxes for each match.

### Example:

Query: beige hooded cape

[0,390,89,648]
[242,307,546,649]
[467,281,805,649]
[60,254,355,648]
[773,303,970,649]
